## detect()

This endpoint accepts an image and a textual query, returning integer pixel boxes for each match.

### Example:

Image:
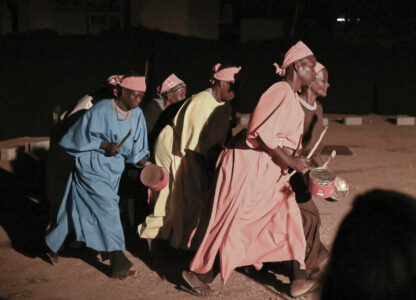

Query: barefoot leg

[46,250,59,265]
[147,238,153,252]
[110,251,133,279]
[182,271,216,296]
[290,279,318,297]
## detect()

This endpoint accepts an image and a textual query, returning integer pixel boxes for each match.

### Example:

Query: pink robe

[189,81,306,284]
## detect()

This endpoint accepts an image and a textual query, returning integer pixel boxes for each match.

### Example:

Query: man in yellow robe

[138,64,242,250]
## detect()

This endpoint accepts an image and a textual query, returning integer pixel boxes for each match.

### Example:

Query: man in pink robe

[183,41,319,298]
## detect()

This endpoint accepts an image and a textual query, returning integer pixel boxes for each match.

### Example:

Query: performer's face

[310,69,330,97]
[176,86,187,101]
[220,82,235,102]
[167,86,187,104]
[121,88,145,109]
[296,56,317,85]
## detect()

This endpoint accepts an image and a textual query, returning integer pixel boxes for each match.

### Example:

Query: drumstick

[116,128,133,149]
[322,150,336,169]
[288,126,328,178]
[306,126,328,159]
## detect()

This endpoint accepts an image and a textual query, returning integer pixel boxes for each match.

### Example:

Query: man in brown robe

[290,62,331,278]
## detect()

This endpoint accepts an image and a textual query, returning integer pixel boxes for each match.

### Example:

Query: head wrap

[107,75,123,86]
[119,76,147,92]
[156,73,186,96]
[210,63,242,84]
[314,62,326,74]
[273,41,314,77]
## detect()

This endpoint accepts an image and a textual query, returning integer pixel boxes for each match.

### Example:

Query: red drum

[140,164,167,189]
[308,168,336,199]
[140,164,169,208]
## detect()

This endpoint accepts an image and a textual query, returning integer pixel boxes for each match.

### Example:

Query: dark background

[1,0,416,140]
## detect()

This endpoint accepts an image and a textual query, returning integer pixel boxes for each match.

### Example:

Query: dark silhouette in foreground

[321,189,416,300]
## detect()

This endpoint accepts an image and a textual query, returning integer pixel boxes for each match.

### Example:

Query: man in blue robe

[46,75,151,279]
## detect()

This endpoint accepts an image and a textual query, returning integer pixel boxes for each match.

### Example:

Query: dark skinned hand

[289,156,311,174]
[101,141,120,157]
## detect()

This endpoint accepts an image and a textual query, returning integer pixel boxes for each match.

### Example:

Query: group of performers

[45,40,331,297]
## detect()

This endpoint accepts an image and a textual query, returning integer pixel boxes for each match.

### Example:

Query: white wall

[1,0,219,38]
[131,0,189,36]
[131,0,219,40]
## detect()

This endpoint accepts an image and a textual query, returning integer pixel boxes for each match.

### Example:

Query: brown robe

[290,100,329,275]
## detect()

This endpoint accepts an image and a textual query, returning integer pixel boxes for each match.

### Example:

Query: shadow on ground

[237,265,291,298]
[125,232,194,288]
[0,148,50,261]
[0,147,171,279]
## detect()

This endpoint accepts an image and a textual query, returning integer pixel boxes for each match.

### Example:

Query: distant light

[357,18,361,22]
[337,17,346,22]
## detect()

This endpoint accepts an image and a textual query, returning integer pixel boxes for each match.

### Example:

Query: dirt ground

[1,114,415,300]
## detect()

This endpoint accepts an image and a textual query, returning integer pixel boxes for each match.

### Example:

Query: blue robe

[46,99,149,252]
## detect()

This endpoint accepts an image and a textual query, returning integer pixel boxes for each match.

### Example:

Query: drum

[309,168,336,199]
[140,164,165,188]
[140,164,169,207]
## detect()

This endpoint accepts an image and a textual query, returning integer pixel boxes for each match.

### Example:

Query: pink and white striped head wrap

[119,76,147,92]
[211,63,242,84]
[107,75,123,86]
[273,41,314,77]
[157,73,186,96]
[315,62,326,74]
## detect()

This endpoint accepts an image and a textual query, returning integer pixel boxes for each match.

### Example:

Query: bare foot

[46,250,59,265]
[147,239,164,260]
[290,279,317,297]
[196,270,215,284]
[147,239,153,252]
[182,270,216,296]
[110,251,133,279]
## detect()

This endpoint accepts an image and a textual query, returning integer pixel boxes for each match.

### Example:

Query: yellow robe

[138,90,231,249]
